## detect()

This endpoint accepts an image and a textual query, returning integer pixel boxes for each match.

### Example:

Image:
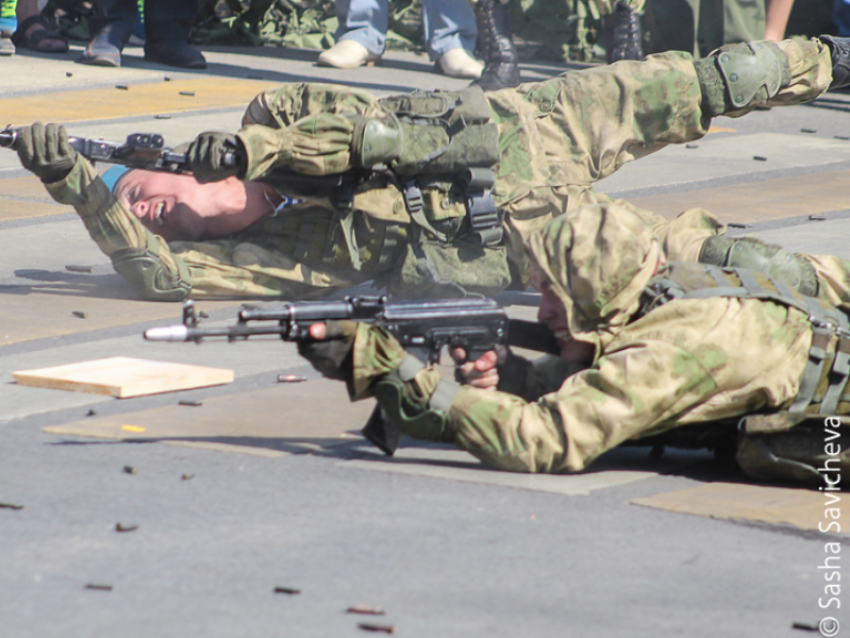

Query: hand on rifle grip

[186,131,245,183]
[297,320,357,382]
[451,347,502,391]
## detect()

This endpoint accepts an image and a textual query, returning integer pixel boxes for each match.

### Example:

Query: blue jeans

[335,0,477,61]
[836,0,850,37]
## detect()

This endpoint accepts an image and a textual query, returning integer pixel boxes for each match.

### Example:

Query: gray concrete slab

[599,132,850,194]
[745,216,850,259]
[0,218,108,282]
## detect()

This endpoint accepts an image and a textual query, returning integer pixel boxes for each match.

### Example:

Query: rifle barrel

[0,129,16,149]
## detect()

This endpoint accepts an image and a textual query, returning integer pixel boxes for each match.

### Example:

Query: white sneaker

[317,40,381,68]
[436,48,484,79]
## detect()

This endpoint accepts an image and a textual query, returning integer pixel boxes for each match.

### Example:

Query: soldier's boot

[601,1,644,64]
[471,0,520,92]
[820,35,850,89]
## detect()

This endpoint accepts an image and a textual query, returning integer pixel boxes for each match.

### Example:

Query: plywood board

[42,380,375,456]
[14,356,233,398]
[631,482,849,533]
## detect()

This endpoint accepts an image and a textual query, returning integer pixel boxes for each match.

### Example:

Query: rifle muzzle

[144,325,191,342]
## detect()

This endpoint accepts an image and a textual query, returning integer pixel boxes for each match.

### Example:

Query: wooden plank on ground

[14,356,233,398]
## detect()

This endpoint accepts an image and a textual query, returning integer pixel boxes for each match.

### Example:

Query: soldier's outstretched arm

[490,36,836,186]
[187,83,400,183]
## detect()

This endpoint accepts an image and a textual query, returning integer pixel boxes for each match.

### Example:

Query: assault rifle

[0,127,356,199]
[144,296,559,455]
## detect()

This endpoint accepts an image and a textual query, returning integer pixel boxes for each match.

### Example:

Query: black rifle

[143,296,559,455]
[0,127,355,199]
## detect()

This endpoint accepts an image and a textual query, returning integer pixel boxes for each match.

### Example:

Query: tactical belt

[642,264,850,416]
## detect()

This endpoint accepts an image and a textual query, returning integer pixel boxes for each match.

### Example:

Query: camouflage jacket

[349,202,850,479]
[45,38,830,300]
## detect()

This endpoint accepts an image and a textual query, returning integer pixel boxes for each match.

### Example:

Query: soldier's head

[527,203,666,361]
[103,166,257,242]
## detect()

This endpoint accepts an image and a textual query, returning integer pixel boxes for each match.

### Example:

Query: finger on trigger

[308,322,327,340]
[475,350,497,370]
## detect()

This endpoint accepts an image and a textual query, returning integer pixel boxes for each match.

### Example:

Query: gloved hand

[297,320,358,381]
[186,131,246,183]
[16,122,77,184]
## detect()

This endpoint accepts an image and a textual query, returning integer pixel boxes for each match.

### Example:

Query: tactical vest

[639,262,850,418]
[637,262,850,485]
[259,86,510,298]
[373,86,509,298]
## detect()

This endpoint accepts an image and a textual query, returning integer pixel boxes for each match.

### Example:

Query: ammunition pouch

[380,86,504,251]
[372,355,458,442]
[379,86,500,177]
[698,235,818,297]
[695,40,790,117]
[110,233,192,301]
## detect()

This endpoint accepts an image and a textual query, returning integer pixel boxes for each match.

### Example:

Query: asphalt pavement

[1,42,850,638]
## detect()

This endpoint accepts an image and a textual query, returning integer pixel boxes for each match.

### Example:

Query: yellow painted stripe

[0,199,65,222]
[0,175,56,200]
[1,78,278,126]
[0,175,67,221]
[707,125,737,134]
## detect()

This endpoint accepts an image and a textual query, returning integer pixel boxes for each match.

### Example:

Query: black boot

[821,35,850,90]
[601,1,644,64]
[471,0,520,92]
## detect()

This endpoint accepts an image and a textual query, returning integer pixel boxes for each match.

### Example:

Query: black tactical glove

[186,131,246,183]
[297,320,357,381]
[16,122,77,184]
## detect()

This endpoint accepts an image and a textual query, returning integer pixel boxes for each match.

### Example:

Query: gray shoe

[79,29,123,67]
[0,29,14,56]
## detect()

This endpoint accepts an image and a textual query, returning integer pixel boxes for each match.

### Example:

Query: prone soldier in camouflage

[14,35,850,302]
[298,202,850,486]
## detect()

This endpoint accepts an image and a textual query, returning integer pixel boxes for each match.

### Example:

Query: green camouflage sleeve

[237,83,387,180]
[44,155,192,301]
[168,238,366,298]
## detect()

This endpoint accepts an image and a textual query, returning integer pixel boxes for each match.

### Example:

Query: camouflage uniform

[344,202,850,485]
[45,37,831,301]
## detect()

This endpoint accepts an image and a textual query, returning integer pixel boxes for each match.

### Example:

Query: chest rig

[377,86,503,247]
[640,262,850,417]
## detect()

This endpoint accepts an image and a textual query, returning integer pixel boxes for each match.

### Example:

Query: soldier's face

[532,266,593,363]
[115,170,241,242]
